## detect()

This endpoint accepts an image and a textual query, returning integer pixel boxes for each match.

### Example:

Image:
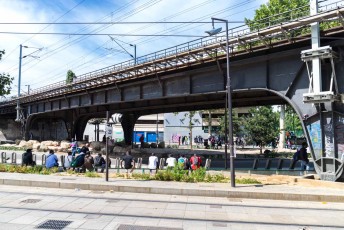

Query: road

[0,185,343,230]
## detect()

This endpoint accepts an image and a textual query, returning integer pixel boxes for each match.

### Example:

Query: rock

[52,141,59,147]
[60,141,71,149]
[18,140,27,147]
[41,141,53,146]
[33,143,40,150]
[113,146,127,154]
[27,140,40,145]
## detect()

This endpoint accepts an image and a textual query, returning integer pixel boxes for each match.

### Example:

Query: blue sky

[0,0,269,96]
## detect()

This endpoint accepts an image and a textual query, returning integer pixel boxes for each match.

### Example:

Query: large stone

[52,141,59,147]
[60,141,71,149]
[41,141,53,146]
[33,143,40,150]
[27,140,40,145]
[113,146,127,154]
[18,140,27,147]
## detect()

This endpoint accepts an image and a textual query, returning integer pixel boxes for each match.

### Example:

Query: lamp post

[206,17,235,187]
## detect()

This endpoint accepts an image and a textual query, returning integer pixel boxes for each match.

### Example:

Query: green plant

[158,141,165,148]
[0,146,25,151]
[235,178,261,184]
[85,171,101,178]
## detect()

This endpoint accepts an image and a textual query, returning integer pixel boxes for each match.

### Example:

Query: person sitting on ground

[64,152,73,170]
[46,150,59,169]
[82,151,94,172]
[22,148,35,166]
[94,153,106,173]
[166,154,176,169]
[148,153,158,175]
[178,154,188,170]
[122,150,135,176]
[70,138,78,156]
[71,148,86,171]
[190,153,202,170]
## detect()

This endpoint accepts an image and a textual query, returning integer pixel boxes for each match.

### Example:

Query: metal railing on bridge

[0,0,343,110]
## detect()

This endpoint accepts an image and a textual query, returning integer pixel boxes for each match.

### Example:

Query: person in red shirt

[190,153,202,170]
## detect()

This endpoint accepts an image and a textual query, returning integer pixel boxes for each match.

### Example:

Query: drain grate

[36,220,72,230]
[21,199,41,204]
[213,222,227,227]
[209,205,222,209]
[117,225,183,230]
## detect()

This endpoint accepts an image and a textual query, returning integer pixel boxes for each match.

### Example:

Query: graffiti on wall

[335,114,344,160]
[307,121,322,160]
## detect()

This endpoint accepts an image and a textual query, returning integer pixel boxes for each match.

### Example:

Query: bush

[143,142,150,148]
[0,164,58,175]
[158,141,165,148]
[150,143,157,148]
[85,171,101,178]
[235,178,261,184]
[114,140,126,147]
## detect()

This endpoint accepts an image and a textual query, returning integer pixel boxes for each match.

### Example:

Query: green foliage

[285,105,303,136]
[66,70,76,84]
[236,178,261,184]
[245,0,309,31]
[0,146,25,151]
[85,171,101,178]
[0,50,14,96]
[0,164,58,174]
[158,141,165,148]
[218,109,242,137]
[150,143,157,148]
[243,106,279,152]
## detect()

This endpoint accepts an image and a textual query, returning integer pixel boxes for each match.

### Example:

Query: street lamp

[206,17,235,187]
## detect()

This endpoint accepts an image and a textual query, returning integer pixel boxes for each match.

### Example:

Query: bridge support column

[304,104,344,181]
[121,113,139,146]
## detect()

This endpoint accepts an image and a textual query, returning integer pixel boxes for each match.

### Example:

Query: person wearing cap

[22,148,35,166]
[46,150,59,169]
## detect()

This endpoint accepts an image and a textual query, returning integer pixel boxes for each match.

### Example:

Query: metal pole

[26,85,30,94]
[134,45,137,65]
[156,114,159,145]
[224,94,228,169]
[105,111,109,182]
[212,17,236,187]
[16,44,23,122]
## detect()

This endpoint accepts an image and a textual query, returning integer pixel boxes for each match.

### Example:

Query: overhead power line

[0,21,244,25]
[0,31,207,37]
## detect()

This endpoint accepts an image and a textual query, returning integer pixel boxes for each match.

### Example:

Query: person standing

[148,153,159,175]
[46,150,59,169]
[299,142,309,176]
[139,134,144,149]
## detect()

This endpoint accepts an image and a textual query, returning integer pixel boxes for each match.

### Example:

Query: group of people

[147,153,202,174]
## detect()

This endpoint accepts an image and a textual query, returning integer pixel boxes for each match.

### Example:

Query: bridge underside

[1,31,344,181]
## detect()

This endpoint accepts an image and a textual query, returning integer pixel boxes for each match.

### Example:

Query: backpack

[178,157,185,164]
[293,150,300,161]
[94,156,101,166]
[71,154,84,167]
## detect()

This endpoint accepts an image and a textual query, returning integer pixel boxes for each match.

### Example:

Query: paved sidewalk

[0,172,344,202]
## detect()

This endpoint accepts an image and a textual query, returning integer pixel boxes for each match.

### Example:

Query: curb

[1,177,344,203]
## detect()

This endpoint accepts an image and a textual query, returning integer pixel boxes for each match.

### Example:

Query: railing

[0,0,343,108]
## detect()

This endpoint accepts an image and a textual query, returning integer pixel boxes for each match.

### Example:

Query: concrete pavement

[0,172,344,203]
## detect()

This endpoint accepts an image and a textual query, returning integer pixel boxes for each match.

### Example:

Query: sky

[0,0,270,98]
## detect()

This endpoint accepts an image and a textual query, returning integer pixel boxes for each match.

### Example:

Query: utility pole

[25,85,30,94]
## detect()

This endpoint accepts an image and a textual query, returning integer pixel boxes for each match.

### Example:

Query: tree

[285,105,303,136]
[0,50,14,96]
[66,70,76,84]
[245,0,309,31]
[243,106,279,153]
[218,109,242,137]
[173,111,199,149]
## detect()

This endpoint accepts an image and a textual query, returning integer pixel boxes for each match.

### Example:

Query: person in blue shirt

[46,150,59,168]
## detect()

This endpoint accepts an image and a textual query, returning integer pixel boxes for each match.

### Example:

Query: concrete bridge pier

[121,113,139,146]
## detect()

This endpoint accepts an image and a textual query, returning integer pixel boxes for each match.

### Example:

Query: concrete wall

[0,118,22,141]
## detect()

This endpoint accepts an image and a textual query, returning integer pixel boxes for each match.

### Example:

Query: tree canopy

[0,50,14,96]
[66,70,76,84]
[245,0,309,31]
[243,106,279,152]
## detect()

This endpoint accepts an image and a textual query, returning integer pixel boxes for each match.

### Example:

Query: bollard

[277,159,284,170]
[41,154,46,166]
[205,159,212,169]
[159,158,165,170]
[11,152,16,164]
[252,159,259,170]
[1,152,6,163]
[136,158,142,169]
[32,154,37,165]
[265,159,271,170]
[60,155,65,168]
